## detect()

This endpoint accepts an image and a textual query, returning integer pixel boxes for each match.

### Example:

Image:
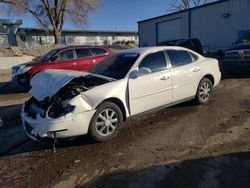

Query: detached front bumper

[21,105,95,141]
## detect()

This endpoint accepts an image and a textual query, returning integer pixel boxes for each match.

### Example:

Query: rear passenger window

[189,52,199,62]
[139,51,166,72]
[75,48,93,58]
[167,50,193,68]
[90,48,108,56]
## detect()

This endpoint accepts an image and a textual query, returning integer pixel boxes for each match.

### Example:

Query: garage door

[157,18,182,44]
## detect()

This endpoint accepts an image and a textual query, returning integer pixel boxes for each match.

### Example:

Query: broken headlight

[15,66,31,75]
[48,103,75,119]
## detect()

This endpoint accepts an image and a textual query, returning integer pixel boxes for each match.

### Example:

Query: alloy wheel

[199,82,211,101]
[95,109,118,136]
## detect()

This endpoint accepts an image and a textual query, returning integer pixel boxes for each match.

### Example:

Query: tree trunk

[53,30,61,44]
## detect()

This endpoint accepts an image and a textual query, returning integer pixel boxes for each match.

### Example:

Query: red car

[12,45,112,85]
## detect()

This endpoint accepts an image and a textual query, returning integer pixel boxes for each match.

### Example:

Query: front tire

[195,78,213,105]
[89,102,123,142]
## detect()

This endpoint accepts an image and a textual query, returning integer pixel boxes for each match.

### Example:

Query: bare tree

[167,0,217,12]
[0,0,99,44]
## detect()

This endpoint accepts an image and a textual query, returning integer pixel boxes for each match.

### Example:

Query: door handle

[160,76,170,81]
[73,62,77,65]
[193,68,200,72]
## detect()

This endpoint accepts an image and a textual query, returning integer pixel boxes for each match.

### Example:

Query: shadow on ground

[83,151,250,188]
[0,81,29,94]
[0,103,22,130]
[221,68,250,80]
[0,134,97,157]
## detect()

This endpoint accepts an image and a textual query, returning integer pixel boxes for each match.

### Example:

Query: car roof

[54,45,109,51]
[116,46,192,55]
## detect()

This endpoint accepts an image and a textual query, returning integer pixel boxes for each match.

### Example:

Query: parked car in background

[158,38,203,55]
[22,46,221,142]
[12,45,112,85]
[223,32,250,72]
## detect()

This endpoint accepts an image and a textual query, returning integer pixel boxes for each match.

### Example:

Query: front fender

[82,79,130,117]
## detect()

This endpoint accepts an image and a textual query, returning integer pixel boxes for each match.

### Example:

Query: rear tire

[89,101,123,142]
[195,78,213,105]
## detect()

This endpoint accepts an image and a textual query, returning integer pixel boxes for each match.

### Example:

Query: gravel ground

[0,70,250,188]
[0,56,34,69]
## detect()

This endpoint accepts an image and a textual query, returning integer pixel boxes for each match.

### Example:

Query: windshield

[37,49,59,61]
[89,53,140,79]
[238,32,250,44]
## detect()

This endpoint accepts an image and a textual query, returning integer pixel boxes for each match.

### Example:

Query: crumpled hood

[21,60,42,66]
[30,69,89,101]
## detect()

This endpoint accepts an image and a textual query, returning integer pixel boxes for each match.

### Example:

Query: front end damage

[21,70,111,141]
[12,65,31,86]
[22,95,95,141]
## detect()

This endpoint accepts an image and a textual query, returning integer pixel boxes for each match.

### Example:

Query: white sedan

[21,47,221,142]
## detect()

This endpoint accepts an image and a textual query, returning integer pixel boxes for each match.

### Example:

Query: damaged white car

[21,47,221,142]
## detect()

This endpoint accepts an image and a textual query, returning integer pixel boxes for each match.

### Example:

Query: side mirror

[50,55,59,62]
[129,67,152,79]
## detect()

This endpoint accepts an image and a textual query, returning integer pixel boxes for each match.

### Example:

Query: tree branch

[42,0,57,31]
[59,0,67,31]
[0,0,99,44]
[0,0,49,30]
[167,0,215,12]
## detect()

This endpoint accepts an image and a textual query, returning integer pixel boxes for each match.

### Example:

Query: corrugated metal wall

[139,11,189,47]
[139,0,250,50]
[191,0,250,49]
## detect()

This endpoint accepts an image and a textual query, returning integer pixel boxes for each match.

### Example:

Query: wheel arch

[202,74,215,86]
[97,97,127,121]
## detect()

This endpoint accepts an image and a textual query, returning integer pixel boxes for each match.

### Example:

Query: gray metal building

[138,0,250,50]
[0,19,19,47]
[16,28,138,47]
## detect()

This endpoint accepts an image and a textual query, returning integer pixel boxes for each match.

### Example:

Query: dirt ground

[0,48,14,57]
[0,70,250,188]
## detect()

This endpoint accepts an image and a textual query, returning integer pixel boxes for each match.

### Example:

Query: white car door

[129,51,172,116]
[166,50,202,102]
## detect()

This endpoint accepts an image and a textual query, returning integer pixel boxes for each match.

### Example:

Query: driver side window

[139,51,167,72]
[57,50,74,61]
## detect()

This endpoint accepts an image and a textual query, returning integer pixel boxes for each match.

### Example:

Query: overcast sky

[2,0,170,31]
